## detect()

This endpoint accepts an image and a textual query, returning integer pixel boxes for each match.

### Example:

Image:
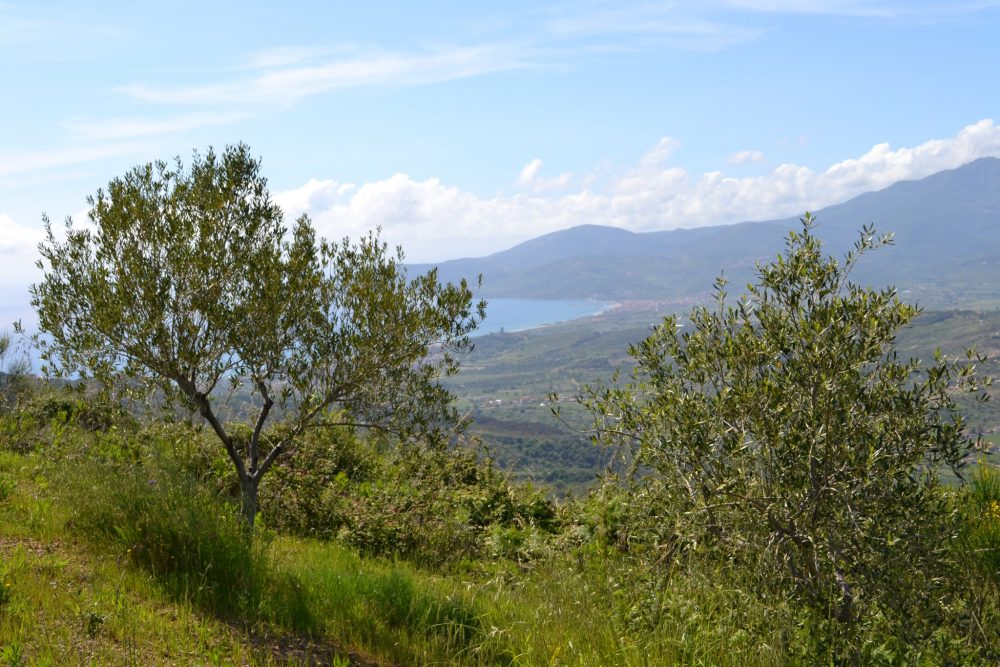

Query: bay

[473,298,612,336]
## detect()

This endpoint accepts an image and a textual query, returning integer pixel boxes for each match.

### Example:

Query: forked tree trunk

[185,386,271,532]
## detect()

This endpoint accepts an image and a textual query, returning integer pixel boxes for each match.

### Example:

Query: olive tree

[581,215,989,639]
[32,144,484,528]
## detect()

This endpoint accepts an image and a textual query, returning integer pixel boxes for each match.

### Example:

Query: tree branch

[249,378,274,475]
[175,376,246,480]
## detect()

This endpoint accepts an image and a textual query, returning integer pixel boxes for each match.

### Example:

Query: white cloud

[539,0,1000,56]
[639,137,682,167]
[0,213,42,257]
[518,159,543,185]
[240,46,336,70]
[0,143,139,178]
[612,138,685,198]
[516,158,572,192]
[274,120,1000,262]
[546,4,763,51]
[718,0,1000,18]
[64,111,252,141]
[71,1,998,155]
[821,119,1000,190]
[0,214,44,303]
[274,179,358,216]
[119,44,532,108]
[0,6,118,60]
[726,149,766,165]
[719,0,892,15]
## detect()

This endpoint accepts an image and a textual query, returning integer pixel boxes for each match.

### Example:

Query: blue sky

[3,0,1000,326]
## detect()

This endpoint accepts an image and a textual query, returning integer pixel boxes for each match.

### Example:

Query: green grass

[0,451,279,665]
[3,399,1000,665]
[0,442,801,666]
[964,465,1000,583]
[45,448,511,665]
[268,539,506,665]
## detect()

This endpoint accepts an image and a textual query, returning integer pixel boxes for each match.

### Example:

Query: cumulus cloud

[820,120,1000,189]
[726,149,766,165]
[275,179,358,216]
[274,120,1000,262]
[276,173,605,260]
[516,158,572,192]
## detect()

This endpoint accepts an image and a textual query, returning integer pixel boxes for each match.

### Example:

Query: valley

[449,304,1000,491]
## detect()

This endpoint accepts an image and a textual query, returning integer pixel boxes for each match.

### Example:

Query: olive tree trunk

[239,474,261,529]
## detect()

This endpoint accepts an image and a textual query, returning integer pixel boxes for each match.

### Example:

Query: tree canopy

[581,214,990,654]
[32,144,485,527]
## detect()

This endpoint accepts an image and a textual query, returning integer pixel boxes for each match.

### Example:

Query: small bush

[0,387,136,455]
[253,426,559,567]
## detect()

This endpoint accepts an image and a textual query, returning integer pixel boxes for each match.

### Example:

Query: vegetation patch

[3,152,1000,664]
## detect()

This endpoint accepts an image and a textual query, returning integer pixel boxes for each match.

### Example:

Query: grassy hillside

[1,391,997,665]
[1,385,997,665]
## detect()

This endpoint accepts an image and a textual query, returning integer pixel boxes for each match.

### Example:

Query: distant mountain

[410,158,1000,307]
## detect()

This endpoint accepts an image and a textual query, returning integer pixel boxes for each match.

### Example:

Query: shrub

[248,425,559,567]
[0,387,136,455]
[578,216,992,660]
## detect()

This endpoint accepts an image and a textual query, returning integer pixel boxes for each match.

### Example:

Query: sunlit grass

[3,416,999,665]
[1,442,797,666]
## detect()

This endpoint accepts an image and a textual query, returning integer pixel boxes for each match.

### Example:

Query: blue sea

[474,298,612,336]
[4,298,613,369]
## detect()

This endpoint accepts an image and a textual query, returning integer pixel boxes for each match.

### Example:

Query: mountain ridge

[409,158,1000,307]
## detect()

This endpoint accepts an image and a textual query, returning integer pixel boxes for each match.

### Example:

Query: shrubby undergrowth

[1,376,999,664]
[2,401,506,662]
[1,385,995,664]
[130,415,561,568]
